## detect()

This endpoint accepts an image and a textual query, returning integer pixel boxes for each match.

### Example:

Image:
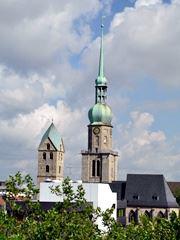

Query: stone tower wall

[37,138,64,185]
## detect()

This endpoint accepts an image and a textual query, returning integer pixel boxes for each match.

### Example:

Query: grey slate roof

[125,174,179,208]
[109,181,126,201]
[109,174,179,208]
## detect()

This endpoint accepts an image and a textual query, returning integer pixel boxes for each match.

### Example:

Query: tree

[0,173,102,240]
[0,172,180,240]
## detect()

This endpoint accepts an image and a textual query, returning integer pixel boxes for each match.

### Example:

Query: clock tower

[81,23,118,183]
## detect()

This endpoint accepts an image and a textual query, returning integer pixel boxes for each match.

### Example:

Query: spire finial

[98,16,105,78]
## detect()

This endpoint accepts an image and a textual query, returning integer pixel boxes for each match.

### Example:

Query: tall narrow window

[92,160,96,177]
[59,166,61,174]
[46,165,49,173]
[96,136,99,146]
[47,143,50,150]
[144,210,151,219]
[129,210,136,223]
[43,152,46,160]
[97,160,100,176]
[50,152,53,160]
[157,211,165,218]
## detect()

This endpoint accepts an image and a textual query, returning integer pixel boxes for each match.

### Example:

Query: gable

[38,138,56,151]
[38,123,63,151]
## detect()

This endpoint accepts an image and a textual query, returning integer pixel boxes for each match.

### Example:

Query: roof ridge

[39,123,62,151]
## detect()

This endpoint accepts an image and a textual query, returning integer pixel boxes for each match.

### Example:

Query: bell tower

[37,122,65,185]
[81,22,118,183]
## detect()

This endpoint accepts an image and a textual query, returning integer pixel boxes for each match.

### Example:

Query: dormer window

[152,195,159,200]
[47,143,50,150]
[133,194,139,200]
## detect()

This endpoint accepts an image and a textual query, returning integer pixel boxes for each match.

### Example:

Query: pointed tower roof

[39,123,62,150]
[95,18,107,86]
[88,19,112,126]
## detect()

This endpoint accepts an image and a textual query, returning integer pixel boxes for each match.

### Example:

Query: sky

[0,0,180,182]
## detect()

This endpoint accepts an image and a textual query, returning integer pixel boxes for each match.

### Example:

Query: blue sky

[0,0,179,181]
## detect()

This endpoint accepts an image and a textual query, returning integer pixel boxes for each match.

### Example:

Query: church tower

[81,23,118,183]
[37,122,65,185]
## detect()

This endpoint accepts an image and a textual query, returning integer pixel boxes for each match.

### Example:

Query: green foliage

[5,172,39,200]
[104,214,180,240]
[0,173,102,240]
[0,172,180,240]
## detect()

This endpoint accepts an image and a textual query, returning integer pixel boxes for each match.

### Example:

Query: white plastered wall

[39,181,117,230]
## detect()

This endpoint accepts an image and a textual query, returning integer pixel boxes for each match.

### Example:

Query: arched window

[157,211,164,218]
[47,143,50,150]
[95,136,99,146]
[50,152,53,160]
[43,152,46,160]
[103,136,107,144]
[97,160,100,177]
[92,160,96,177]
[46,165,49,173]
[129,210,136,223]
[144,210,151,218]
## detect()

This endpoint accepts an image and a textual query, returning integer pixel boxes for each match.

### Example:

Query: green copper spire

[88,19,112,126]
[95,18,108,104]
[99,20,104,78]
[96,17,107,87]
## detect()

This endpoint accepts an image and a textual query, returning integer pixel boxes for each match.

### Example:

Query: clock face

[93,127,100,135]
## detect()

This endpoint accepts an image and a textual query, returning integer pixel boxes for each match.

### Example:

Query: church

[37,23,179,226]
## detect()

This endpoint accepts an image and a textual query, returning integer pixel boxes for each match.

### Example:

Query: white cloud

[81,0,180,89]
[135,0,162,7]
[116,111,180,180]
[0,101,87,180]
[0,61,89,118]
[130,111,154,129]
[0,0,102,69]
[0,0,180,182]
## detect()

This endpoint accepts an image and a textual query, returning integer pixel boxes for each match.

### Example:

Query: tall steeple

[95,19,107,104]
[88,20,112,126]
[97,21,106,83]
[81,21,118,183]
[99,21,104,77]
